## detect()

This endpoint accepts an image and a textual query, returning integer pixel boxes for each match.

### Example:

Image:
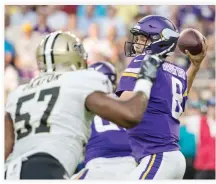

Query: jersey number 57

[15,87,60,140]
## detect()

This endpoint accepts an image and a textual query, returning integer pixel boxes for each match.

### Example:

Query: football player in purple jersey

[116,15,207,179]
[72,61,137,180]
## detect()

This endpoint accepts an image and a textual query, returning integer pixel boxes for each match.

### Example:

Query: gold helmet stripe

[44,31,61,72]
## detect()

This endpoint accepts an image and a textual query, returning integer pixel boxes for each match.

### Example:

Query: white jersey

[5,70,112,177]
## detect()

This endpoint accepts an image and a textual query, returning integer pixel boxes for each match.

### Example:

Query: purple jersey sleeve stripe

[122,72,138,78]
[115,75,137,97]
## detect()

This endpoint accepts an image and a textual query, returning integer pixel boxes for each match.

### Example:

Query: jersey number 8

[171,76,184,119]
[15,87,60,140]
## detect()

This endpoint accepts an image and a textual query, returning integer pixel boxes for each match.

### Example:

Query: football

[177,28,204,55]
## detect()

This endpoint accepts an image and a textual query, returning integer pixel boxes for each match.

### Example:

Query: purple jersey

[116,54,188,162]
[85,116,132,164]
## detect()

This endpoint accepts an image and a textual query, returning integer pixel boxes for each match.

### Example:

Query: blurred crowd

[4,5,215,179]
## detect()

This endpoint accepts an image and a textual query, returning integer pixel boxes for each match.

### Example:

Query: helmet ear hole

[77,62,81,68]
[66,42,70,51]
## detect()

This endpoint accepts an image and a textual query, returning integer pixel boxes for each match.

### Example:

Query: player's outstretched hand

[185,37,208,68]
[137,54,163,83]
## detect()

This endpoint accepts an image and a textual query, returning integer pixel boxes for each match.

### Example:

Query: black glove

[137,54,163,83]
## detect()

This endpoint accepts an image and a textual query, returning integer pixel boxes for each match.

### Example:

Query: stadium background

[4,5,215,179]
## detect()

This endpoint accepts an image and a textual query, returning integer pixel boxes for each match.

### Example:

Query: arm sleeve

[115,55,144,97]
[115,75,137,97]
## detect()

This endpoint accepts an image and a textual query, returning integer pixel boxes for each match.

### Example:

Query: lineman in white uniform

[5,31,163,179]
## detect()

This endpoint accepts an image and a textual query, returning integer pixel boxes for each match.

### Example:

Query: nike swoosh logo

[133,59,143,63]
[95,64,103,71]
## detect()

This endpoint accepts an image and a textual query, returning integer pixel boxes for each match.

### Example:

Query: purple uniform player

[117,55,188,154]
[116,15,188,179]
[85,116,131,163]
[86,62,133,163]
[117,14,207,179]
[72,61,137,180]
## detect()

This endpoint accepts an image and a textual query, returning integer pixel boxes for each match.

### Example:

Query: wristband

[134,79,153,99]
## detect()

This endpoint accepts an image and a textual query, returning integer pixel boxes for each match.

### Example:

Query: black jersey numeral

[15,87,60,140]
